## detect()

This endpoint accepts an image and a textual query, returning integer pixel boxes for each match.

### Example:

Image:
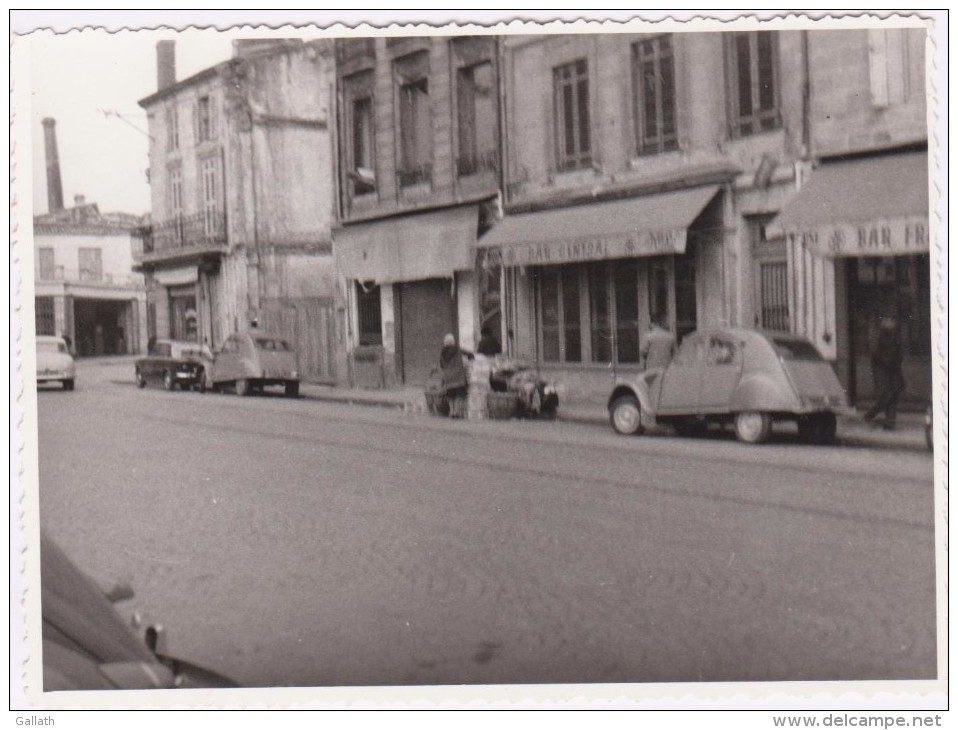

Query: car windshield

[37,341,68,354]
[255,338,290,351]
[772,338,824,361]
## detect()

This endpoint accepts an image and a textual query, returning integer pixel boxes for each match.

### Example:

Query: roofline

[138,64,224,108]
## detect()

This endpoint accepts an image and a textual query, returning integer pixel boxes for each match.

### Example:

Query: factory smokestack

[41,117,64,213]
[157,40,176,90]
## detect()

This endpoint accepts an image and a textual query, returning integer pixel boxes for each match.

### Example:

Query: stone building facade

[332,36,502,387]
[137,39,345,383]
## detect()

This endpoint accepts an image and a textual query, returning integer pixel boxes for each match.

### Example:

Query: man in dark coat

[439,333,468,418]
[477,325,502,357]
[863,315,905,430]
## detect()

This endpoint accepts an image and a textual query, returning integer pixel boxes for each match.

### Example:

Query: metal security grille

[760,261,790,331]
[35,297,55,335]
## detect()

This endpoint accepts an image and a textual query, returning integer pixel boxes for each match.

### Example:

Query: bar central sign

[500,229,686,266]
[791,216,929,258]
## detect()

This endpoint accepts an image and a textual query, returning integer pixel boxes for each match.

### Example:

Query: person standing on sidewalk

[439,333,468,418]
[863,315,905,430]
[640,318,677,371]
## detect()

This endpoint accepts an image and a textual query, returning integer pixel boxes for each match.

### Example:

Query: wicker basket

[424,389,449,416]
[487,391,518,420]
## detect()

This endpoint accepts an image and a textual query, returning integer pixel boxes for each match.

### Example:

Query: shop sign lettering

[792,217,929,258]
[500,230,685,266]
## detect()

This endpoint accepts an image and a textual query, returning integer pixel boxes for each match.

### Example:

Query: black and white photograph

[10,9,946,716]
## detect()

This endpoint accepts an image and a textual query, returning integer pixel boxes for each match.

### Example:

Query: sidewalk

[300,381,932,453]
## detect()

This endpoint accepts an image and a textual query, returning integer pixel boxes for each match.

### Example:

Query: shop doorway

[397,278,456,385]
[73,299,130,356]
[847,255,931,408]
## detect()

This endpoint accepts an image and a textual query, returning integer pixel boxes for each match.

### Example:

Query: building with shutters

[33,117,148,357]
[33,196,148,357]
[472,26,929,407]
[479,30,815,402]
[332,36,502,387]
[771,27,929,407]
[137,38,346,383]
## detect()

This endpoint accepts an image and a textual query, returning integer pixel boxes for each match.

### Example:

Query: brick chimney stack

[41,117,64,213]
[157,40,176,90]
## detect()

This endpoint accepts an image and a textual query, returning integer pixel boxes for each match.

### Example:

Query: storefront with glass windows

[477,185,730,402]
[773,148,931,407]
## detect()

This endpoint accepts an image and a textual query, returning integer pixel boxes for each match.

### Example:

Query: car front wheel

[235,378,251,397]
[163,371,174,391]
[734,411,772,444]
[610,395,643,436]
[135,370,146,389]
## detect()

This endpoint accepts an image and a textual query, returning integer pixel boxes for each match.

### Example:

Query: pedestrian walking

[640,318,677,371]
[439,333,468,418]
[863,315,905,430]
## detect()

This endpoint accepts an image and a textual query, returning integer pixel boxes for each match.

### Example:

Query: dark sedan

[135,339,207,392]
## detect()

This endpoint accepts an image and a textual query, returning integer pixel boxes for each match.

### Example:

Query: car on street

[607,327,851,444]
[36,335,76,391]
[135,339,207,392]
[204,331,300,397]
[41,532,236,690]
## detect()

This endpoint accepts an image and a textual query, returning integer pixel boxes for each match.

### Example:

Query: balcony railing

[138,211,227,258]
[36,265,143,287]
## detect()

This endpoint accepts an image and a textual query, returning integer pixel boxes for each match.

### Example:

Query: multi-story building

[34,118,147,356]
[475,26,929,407]
[332,36,502,386]
[137,39,344,383]
[479,30,811,401]
[774,27,929,405]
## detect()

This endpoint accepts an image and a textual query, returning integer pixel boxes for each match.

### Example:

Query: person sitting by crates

[439,333,469,418]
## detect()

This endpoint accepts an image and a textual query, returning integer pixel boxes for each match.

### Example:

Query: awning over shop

[476,185,720,267]
[335,205,478,284]
[771,150,929,257]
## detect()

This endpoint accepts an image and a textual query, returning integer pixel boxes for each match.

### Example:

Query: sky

[29,29,234,216]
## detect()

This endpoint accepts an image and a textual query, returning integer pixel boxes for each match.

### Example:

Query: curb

[305,390,929,454]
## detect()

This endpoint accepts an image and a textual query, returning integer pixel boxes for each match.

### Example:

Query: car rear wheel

[734,411,772,444]
[610,395,643,436]
[62,379,75,391]
[135,370,146,389]
[285,381,300,398]
[235,378,251,397]
[163,371,174,391]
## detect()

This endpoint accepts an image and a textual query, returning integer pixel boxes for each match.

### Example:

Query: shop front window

[674,255,697,342]
[536,260,642,365]
[169,286,198,342]
[356,282,382,346]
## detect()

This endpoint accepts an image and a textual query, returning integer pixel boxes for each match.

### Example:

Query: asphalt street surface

[35,360,938,687]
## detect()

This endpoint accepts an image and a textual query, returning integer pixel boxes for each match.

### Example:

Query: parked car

[135,339,207,391]
[41,532,236,690]
[36,335,76,391]
[204,331,300,397]
[607,327,852,444]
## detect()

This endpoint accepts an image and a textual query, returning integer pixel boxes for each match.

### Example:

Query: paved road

[35,359,937,687]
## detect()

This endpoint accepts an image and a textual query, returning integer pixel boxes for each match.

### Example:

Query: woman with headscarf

[439,333,468,418]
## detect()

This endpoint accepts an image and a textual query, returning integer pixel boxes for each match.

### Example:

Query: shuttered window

[554,60,591,171]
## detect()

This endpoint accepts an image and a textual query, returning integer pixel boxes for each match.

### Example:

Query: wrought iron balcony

[135,211,227,263]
